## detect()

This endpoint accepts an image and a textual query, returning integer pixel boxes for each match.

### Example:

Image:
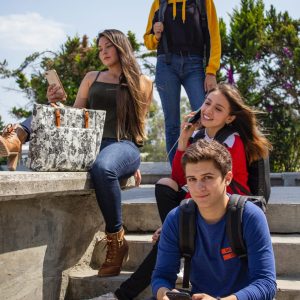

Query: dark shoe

[98,227,129,277]
[0,124,28,171]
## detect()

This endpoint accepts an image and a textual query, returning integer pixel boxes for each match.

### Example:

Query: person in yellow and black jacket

[144,0,221,165]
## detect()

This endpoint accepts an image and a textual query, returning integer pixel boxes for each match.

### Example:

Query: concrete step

[90,234,300,277]
[66,268,300,300]
[121,186,300,233]
[66,269,151,300]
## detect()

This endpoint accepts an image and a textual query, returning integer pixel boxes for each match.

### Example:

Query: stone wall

[0,172,104,300]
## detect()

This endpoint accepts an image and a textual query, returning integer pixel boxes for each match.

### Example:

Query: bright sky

[0,0,298,124]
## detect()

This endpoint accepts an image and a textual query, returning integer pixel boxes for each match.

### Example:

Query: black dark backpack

[158,0,210,66]
[179,195,267,289]
[192,127,271,202]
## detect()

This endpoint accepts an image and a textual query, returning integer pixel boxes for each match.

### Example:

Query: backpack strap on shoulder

[190,128,205,144]
[179,198,197,288]
[196,0,207,29]
[158,0,168,22]
[214,126,236,145]
[226,194,247,258]
[158,0,171,64]
[229,179,252,196]
[196,0,210,66]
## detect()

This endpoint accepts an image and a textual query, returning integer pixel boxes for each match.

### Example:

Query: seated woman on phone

[0,29,153,278]
[155,83,271,224]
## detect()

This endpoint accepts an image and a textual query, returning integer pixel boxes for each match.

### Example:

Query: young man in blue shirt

[152,139,276,300]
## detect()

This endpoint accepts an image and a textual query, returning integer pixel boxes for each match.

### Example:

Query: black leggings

[114,183,186,300]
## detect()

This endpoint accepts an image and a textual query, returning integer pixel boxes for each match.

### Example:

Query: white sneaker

[87,292,118,300]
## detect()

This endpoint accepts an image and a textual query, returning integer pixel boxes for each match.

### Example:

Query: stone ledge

[0,171,93,201]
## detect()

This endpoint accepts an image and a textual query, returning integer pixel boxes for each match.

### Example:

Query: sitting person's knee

[156,178,178,191]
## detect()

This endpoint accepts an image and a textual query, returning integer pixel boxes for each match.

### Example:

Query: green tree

[0,115,4,131]
[0,34,103,114]
[142,99,166,162]
[220,0,300,171]
[0,115,6,166]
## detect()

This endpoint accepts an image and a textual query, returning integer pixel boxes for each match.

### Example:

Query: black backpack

[192,127,271,202]
[158,0,210,66]
[179,195,267,289]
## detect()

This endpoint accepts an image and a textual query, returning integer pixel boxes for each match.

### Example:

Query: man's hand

[204,74,217,93]
[152,227,162,243]
[192,293,216,300]
[47,84,67,103]
[153,22,164,41]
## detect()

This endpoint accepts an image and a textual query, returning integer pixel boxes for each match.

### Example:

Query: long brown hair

[97,29,146,145]
[208,83,272,163]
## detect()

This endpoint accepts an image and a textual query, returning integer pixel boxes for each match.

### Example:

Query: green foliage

[0,115,4,131]
[0,116,7,166]
[142,99,166,162]
[220,0,300,171]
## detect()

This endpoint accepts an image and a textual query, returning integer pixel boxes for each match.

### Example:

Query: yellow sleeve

[205,0,221,75]
[143,0,160,50]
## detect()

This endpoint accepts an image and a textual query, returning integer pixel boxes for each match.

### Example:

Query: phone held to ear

[45,69,67,100]
[166,291,192,300]
[187,107,201,124]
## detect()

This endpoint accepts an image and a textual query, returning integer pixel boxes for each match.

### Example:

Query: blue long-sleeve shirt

[152,201,277,299]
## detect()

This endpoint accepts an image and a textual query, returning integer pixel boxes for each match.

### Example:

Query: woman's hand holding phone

[47,84,66,103]
[45,70,67,103]
[178,110,201,151]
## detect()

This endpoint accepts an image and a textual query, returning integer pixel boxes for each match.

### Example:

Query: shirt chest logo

[221,247,237,261]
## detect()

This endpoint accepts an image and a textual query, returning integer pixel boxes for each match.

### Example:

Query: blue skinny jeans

[90,138,141,233]
[155,53,206,164]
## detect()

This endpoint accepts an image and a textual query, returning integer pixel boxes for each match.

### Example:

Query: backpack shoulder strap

[158,0,168,22]
[215,126,236,145]
[196,0,207,28]
[195,0,210,66]
[179,198,197,288]
[226,194,247,258]
[190,128,205,144]
[229,179,252,196]
[158,0,171,64]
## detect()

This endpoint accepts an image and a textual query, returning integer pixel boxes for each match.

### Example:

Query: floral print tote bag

[27,103,106,171]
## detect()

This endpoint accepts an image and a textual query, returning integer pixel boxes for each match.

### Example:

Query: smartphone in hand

[166,291,191,300]
[187,107,201,124]
[45,69,67,100]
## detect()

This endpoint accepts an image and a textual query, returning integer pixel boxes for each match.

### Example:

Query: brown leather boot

[0,124,28,171]
[98,227,129,277]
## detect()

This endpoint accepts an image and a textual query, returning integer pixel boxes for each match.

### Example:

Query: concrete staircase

[65,163,300,300]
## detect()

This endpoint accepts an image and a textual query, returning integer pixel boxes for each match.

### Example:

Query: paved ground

[122,186,300,204]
